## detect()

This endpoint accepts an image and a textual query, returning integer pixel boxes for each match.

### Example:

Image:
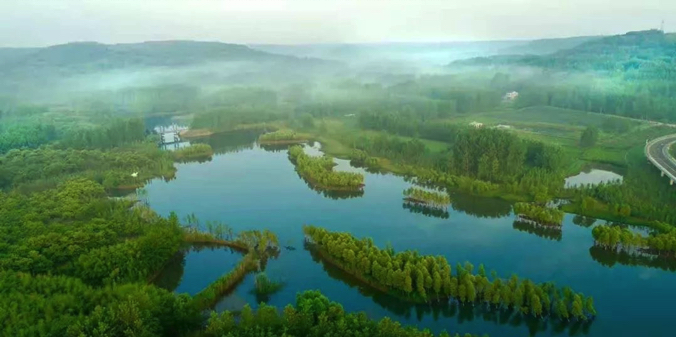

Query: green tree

[580,126,599,147]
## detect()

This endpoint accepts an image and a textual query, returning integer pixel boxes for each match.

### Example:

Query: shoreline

[179,128,214,138]
[258,139,308,145]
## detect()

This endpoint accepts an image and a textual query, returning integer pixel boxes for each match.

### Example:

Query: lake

[146,131,675,337]
[565,168,623,188]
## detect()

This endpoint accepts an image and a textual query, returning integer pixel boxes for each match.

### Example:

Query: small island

[288,145,364,191]
[513,202,564,227]
[172,143,214,162]
[258,129,308,145]
[403,187,451,209]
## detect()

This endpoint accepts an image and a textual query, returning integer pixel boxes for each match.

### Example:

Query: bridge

[645,134,676,185]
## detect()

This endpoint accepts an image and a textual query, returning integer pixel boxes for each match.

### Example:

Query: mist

[2,0,673,47]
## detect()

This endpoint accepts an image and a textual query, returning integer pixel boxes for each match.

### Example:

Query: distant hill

[253,37,596,70]
[0,41,300,76]
[0,40,341,101]
[496,35,602,55]
[452,30,676,74]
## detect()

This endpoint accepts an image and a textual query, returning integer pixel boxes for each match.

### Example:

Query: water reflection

[152,250,187,291]
[259,143,295,153]
[402,202,450,219]
[449,192,512,218]
[190,130,260,155]
[572,215,596,228]
[152,244,245,295]
[307,243,591,336]
[295,173,365,199]
[512,220,562,241]
[589,246,676,272]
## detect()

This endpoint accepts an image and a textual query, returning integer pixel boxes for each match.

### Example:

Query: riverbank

[258,139,308,145]
[180,128,214,138]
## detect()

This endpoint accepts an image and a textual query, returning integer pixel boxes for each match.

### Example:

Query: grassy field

[299,107,676,176]
[440,106,676,170]
[307,118,450,158]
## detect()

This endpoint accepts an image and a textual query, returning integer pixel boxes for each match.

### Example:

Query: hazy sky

[1,0,673,47]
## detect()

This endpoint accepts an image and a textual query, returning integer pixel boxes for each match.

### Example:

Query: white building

[503,91,519,101]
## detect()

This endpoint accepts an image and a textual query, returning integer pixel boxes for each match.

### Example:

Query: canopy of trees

[0,143,175,192]
[580,126,599,148]
[258,129,307,144]
[288,145,364,190]
[191,106,283,132]
[60,118,146,149]
[0,179,183,284]
[204,290,484,337]
[0,123,56,154]
[513,203,565,227]
[172,143,214,162]
[304,226,597,320]
[403,187,451,208]
[592,224,676,256]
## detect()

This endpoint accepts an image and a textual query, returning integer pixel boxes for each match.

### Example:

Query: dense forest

[0,179,199,335]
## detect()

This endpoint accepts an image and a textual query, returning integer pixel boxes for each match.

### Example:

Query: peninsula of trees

[592,224,676,256]
[403,187,451,209]
[288,145,364,191]
[303,226,597,320]
[513,203,565,227]
[172,143,214,162]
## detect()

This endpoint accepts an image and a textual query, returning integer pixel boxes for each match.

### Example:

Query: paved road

[645,134,676,182]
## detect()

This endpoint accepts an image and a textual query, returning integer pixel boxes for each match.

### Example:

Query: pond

[565,168,623,188]
[142,131,675,337]
[152,244,245,296]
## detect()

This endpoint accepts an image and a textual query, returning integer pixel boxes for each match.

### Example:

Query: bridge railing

[645,134,676,182]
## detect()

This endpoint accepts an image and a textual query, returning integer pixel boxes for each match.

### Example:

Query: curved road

[645,134,676,183]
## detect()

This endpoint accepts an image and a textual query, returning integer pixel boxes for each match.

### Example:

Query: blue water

[153,246,244,296]
[147,135,676,337]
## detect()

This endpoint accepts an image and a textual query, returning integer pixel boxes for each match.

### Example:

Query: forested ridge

[455,30,676,121]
